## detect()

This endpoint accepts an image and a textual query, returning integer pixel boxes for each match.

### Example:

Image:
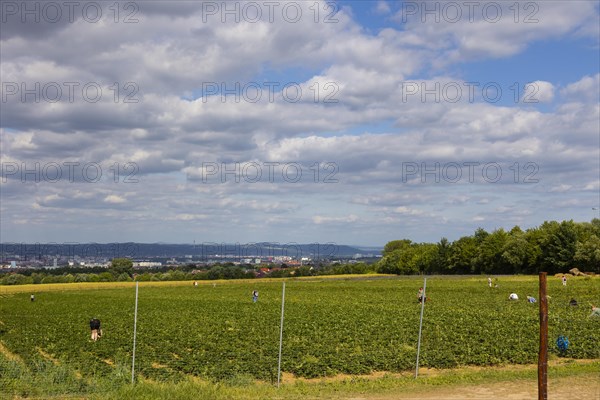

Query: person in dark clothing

[90,318,101,341]
[569,298,578,307]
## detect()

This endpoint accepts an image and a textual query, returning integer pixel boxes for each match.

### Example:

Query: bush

[2,274,33,285]
[117,273,132,282]
[41,276,58,284]
[98,272,114,282]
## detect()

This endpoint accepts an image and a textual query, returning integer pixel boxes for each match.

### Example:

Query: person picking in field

[527,295,536,303]
[509,293,519,300]
[90,318,101,341]
[569,298,578,307]
[590,305,600,318]
[252,290,259,303]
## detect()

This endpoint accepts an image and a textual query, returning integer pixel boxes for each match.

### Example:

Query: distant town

[0,242,383,270]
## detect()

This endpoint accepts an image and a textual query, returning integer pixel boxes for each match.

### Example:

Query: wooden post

[538,272,548,400]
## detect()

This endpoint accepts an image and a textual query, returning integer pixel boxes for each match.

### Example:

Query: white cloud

[104,195,126,204]
[560,74,600,102]
[313,215,359,224]
[393,206,424,216]
[375,1,391,15]
[0,1,598,245]
[524,81,555,103]
[548,184,572,193]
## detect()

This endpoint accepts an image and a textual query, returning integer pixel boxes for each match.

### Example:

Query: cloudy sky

[1,0,599,247]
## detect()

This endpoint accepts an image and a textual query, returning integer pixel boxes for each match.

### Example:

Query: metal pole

[415,277,427,378]
[538,272,548,400]
[131,281,139,384]
[277,281,286,388]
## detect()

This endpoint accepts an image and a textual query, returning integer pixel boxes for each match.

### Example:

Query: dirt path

[350,375,599,400]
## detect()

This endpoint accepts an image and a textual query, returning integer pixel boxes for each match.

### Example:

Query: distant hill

[1,242,383,260]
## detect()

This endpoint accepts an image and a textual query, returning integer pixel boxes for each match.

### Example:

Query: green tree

[382,239,412,256]
[474,227,489,244]
[134,273,153,281]
[2,274,32,285]
[574,234,600,272]
[117,272,132,282]
[98,271,114,282]
[110,258,134,277]
[473,229,508,274]
[430,237,451,274]
[539,220,578,274]
[31,272,44,284]
[41,276,57,284]
[411,243,438,274]
[502,227,536,273]
[378,240,418,274]
[447,236,478,274]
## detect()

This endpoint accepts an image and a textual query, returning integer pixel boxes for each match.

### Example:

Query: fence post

[277,281,286,388]
[538,272,548,400]
[415,277,427,378]
[131,281,139,384]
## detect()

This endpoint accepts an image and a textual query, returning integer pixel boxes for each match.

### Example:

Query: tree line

[378,219,600,275]
[0,258,378,285]
[2,219,597,285]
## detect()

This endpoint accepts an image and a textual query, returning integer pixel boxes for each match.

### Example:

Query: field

[1,275,599,398]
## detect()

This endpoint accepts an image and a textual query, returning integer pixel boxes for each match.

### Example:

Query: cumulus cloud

[0,0,598,244]
[525,81,555,103]
[560,74,600,102]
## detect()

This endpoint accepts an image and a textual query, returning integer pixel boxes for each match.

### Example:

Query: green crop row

[1,277,598,386]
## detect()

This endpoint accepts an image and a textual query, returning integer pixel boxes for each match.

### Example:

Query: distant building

[133,261,163,268]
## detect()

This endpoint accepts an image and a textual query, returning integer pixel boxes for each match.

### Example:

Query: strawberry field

[1,276,598,390]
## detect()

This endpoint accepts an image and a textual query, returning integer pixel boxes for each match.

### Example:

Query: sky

[1,0,599,248]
